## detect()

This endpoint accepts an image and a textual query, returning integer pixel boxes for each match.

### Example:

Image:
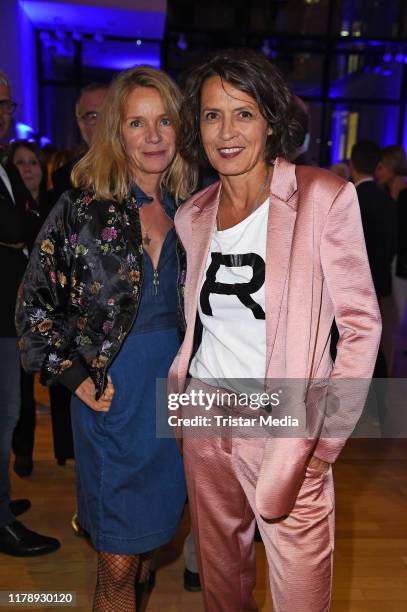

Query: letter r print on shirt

[200,252,266,319]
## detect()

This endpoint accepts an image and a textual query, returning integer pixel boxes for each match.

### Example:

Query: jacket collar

[191,157,298,213]
[270,157,298,208]
[130,182,175,218]
[131,182,154,205]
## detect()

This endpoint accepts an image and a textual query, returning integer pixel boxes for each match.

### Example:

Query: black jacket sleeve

[15,191,89,392]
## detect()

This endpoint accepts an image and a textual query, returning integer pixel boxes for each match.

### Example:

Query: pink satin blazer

[168,157,381,518]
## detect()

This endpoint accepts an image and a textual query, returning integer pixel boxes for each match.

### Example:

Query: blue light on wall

[329,59,402,100]
[10,122,52,147]
[21,1,166,39]
[402,101,407,154]
[100,56,161,69]
[330,105,347,164]
[0,0,39,132]
[82,40,161,70]
[379,106,400,146]
[15,122,34,139]
[39,135,51,146]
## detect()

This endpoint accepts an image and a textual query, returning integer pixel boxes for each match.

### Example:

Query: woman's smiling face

[121,86,177,182]
[199,76,272,178]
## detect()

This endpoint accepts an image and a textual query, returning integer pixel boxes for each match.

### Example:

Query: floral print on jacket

[15,188,186,398]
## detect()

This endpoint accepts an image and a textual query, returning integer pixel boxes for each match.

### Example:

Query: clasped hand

[75,376,115,412]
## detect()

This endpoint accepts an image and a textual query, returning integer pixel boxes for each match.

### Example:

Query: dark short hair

[75,82,109,116]
[179,49,306,168]
[351,141,381,175]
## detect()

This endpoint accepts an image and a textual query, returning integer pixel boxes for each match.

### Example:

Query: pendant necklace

[217,167,271,231]
[140,204,157,246]
[142,231,152,246]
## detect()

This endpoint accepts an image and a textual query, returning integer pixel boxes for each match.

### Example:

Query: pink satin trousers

[183,432,335,612]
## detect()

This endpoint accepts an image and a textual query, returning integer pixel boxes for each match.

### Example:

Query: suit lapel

[189,183,221,317]
[0,169,15,206]
[177,181,221,389]
[265,158,298,372]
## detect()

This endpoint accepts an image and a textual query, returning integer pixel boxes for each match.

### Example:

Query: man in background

[49,82,109,469]
[52,82,108,201]
[350,140,397,307]
[349,140,397,430]
[0,69,60,556]
[49,82,108,531]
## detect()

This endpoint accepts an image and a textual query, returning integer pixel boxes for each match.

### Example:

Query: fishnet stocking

[136,551,153,584]
[93,551,153,612]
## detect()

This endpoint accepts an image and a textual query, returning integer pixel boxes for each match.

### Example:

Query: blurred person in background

[0,76,14,146]
[0,70,60,557]
[375,145,407,357]
[330,162,350,181]
[16,66,194,611]
[350,142,397,310]
[349,141,397,429]
[10,140,52,223]
[51,82,108,202]
[49,83,109,477]
[8,140,53,478]
[290,95,311,166]
[47,148,74,190]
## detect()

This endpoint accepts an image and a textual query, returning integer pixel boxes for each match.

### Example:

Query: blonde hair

[72,66,196,202]
[379,145,407,177]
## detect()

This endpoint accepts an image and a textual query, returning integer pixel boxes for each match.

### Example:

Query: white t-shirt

[189,198,269,392]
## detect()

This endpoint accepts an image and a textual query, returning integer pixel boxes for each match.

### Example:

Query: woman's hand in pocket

[307,455,330,475]
[75,376,115,412]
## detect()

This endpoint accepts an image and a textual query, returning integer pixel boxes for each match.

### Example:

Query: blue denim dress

[70,185,186,554]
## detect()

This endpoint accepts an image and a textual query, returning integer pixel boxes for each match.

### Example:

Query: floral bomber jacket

[15,188,187,398]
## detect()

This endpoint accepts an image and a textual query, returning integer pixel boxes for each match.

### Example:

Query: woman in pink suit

[169,50,381,611]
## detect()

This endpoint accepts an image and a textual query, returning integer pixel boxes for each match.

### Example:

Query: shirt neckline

[215,197,269,236]
[130,182,175,219]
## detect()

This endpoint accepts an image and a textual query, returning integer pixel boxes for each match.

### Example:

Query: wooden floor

[1,412,406,611]
[1,315,407,611]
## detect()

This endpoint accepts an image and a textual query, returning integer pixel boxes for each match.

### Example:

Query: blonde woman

[16,66,195,611]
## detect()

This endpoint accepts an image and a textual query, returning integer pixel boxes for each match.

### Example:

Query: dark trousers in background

[0,338,21,527]
[12,369,36,460]
[331,321,388,431]
[49,384,74,463]
[12,376,75,464]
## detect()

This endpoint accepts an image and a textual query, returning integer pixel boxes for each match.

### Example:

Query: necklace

[139,202,157,246]
[217,167,271,231]
[141,228,152,246]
